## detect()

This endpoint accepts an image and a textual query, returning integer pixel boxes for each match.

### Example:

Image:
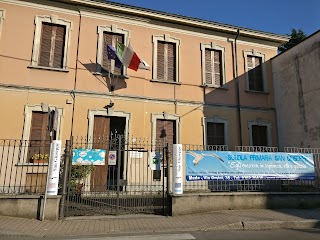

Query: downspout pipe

[234,29,243,146]
[70,6,82,138]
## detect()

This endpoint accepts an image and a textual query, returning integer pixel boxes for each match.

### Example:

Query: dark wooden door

[90,116,110,192]
[28,112,51,163]
[156,119,176,165]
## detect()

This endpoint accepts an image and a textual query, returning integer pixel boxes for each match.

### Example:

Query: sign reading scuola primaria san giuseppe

[186,151,316,181]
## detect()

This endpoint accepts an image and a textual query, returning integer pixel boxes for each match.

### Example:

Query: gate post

[165,143,170,216]
[162,145,166,215]
[59,139,72,219]
[116,135,122,216]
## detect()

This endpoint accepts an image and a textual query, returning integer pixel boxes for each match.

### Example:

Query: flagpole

[105,41,112,92]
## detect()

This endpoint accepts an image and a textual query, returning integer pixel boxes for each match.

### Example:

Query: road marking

[69,233,196,240]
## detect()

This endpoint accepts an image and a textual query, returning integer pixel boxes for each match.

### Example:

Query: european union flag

[107,45,123,69]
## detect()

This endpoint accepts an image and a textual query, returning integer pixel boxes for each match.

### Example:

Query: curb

[43,220,320,238]
[243,220,320,230]
[1,219,320,238]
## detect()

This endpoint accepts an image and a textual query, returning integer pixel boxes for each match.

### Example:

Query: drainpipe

[70,6,82,138]
[234,29,243,146]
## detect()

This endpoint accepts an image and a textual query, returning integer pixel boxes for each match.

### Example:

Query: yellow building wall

[0,0,281,149]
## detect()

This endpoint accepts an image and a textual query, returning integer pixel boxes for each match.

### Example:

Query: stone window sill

[245,90,269,95]
[150,79,181,85]
[15,163,48,166]
[201,84,228,90]
[28,65,69,72]
[92,72,129,79]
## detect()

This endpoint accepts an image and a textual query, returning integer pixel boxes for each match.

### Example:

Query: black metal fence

[64,136,169,217]
[0,139,52,194]
[2,138,320,217]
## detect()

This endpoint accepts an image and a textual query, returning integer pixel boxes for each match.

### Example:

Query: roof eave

[60,0,290,44]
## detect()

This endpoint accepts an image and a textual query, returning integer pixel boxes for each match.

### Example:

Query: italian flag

[116,42,141,71]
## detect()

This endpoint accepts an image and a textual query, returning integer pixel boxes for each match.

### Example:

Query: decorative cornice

[2,0,283,50]
[0,83,275,112]
[1,0,79,15]
[62,0,289,44]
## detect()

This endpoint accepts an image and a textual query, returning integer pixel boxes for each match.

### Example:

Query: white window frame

[200,43,226,88]
[87,108,131,146]
[96,24,130,76]
[243,49,267,92]
[30,15,72,71]
[0,9,5,40]
[248,119,272,147]
[151,112,180,147]
[152,34,181,83]
[21,104,64,163]
[203,116,229,146]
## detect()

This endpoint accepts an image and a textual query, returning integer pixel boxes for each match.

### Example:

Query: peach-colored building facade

[0,0,288,149]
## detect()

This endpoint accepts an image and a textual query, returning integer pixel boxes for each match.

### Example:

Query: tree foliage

[278,28,308,53]
[69,164,95,193]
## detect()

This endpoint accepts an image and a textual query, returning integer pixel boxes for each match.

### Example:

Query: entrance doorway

[90,116,126,192]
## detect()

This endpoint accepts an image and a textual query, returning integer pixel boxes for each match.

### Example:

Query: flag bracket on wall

[96,41,150,92]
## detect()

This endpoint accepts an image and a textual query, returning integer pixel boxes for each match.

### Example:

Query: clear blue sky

[108,0,319,36]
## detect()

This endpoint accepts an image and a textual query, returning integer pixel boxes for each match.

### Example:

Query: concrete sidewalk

[0,209,320,238]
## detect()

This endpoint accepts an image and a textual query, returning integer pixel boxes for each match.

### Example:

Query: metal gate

[62,136,170,217]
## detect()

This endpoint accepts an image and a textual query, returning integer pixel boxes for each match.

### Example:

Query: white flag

[139,59,150,70]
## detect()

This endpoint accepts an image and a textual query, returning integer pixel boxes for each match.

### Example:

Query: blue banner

[186,151,315,181]
[72,148,106,165]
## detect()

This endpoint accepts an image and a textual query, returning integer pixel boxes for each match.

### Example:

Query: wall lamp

[163,111,169,120]
[41,102,49,113]
[104,100,114,116]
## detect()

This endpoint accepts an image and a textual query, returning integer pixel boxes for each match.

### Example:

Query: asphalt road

[1,229,320,240]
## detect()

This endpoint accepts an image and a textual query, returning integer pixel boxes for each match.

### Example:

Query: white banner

[108,151,117,166]
[173,144,183,194]
[47,140,62,196]
[130,151,143,159]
